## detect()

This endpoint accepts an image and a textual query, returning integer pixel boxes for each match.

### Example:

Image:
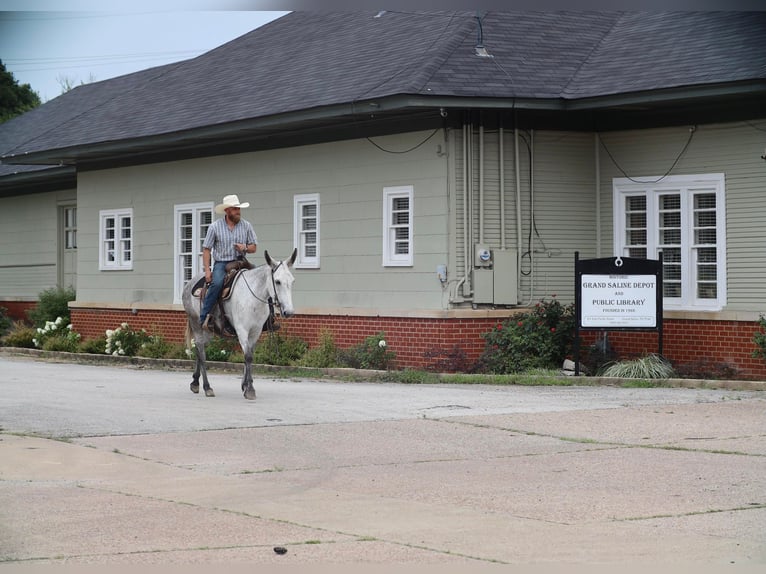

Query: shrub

[295,328,340,368]
[752,314,766,360]
[673,358,739,380]
[27,286,75,328]
[253,333,308,366]
[1,322,37,348]
[79,336,108,355]
[32,317,81,352]
[195,335,242,362]
[476,297,575,374]
[105,323,151,356]
[0,306,12,337]
[423,344,470,373]
[338,332,396,370]
[42,332,81,353]
[137,334,178,359]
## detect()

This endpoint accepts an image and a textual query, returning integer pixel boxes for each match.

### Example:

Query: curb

[1,347,765,391]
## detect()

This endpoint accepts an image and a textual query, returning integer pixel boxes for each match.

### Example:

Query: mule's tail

[185,318,193,351]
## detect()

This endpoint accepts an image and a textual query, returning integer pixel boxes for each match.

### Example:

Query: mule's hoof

[243,388,256,400]
[205,388,216,397]
[190,382,199,394]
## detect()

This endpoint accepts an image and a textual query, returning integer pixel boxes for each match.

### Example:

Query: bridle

[241,261,284,317]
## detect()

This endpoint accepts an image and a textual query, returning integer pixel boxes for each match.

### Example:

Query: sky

[0,4,287,102]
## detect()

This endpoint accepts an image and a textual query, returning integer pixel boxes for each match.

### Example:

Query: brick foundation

[56,306,766,380]
[0,301,36,322]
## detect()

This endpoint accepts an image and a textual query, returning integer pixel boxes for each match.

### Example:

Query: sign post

[574,252,663,375]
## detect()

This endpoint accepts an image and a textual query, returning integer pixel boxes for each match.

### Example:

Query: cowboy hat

[215,194,250,214]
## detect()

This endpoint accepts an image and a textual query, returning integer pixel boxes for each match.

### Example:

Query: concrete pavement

[0,353,764,566]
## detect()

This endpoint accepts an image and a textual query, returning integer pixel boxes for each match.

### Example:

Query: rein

[241,262,283,316]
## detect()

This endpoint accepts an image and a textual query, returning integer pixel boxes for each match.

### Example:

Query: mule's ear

[265,250,273,267]
[288,247,298,267]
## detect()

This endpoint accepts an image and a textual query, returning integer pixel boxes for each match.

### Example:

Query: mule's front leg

[241,349,255,400]
[190,357,201,394]
[195,345,215,397]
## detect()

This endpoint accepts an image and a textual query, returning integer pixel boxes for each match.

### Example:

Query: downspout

[464,123,473,297]
[479,123,485,245]
[500,125,505,250]
[456,123,469,299]
[527,129,535,305]
[595,133,601,258]
[515,128,522,301]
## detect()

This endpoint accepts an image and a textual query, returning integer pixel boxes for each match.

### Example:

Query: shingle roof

[2,11,765,167]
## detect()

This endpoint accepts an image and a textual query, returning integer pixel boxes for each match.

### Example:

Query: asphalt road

[1,354,764,566]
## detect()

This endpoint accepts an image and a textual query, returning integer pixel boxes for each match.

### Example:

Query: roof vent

[475,45,493,58]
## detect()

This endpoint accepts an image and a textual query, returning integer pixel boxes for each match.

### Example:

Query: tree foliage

[0,59,41,123]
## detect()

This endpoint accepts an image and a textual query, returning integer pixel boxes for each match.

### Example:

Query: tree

[0,59,42,123]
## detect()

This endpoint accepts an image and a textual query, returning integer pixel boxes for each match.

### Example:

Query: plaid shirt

[203,217,258,262]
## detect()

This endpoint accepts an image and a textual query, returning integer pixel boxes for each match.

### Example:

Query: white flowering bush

[105,322,151,356]
[33,316,81,352]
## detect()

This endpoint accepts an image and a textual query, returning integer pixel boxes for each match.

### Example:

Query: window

[174,203,213,302]
[64,207,77,249]
[293,194,319,268]
[99,208,133,270]
[613,174,726,310]
[382,185,413,266]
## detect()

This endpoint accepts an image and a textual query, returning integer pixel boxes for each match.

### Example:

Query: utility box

[471,249,518,305]
[493,249,518,305]
[473,269,494,303]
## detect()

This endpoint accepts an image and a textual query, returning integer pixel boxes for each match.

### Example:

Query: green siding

[0,189,74,299]
[75,130,451,310]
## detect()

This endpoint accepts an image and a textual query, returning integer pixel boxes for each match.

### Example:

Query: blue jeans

[200,261,230,324]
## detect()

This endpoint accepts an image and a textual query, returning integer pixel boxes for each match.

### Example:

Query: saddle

[192,257,278,338]
[192,261,252,337]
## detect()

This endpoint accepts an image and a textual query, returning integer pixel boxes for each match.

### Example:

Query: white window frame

[382,185,413,267]
[99,208,133,271]
[293,193,320,269]
[613,173,726,311]
[173,202,214,302]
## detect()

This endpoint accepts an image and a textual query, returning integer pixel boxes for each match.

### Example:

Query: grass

[0,346,703,388]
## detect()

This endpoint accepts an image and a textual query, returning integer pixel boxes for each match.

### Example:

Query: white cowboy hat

[215,194,250,214]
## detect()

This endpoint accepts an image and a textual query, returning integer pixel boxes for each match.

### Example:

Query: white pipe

[514,128,522,300]
[463,124,470,295]
[500,126,505,250]
[479,123,484,244]
[595,133,601,258]
[527,129,535,305]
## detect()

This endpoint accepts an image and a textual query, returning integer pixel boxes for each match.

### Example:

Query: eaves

[3,80,764,169]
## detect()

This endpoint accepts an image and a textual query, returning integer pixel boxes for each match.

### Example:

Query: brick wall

[0,301,36,322]
[62,306,766,379]
[71,308,188,342]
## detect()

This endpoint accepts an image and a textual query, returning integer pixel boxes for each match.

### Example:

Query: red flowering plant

[476,296,575,374]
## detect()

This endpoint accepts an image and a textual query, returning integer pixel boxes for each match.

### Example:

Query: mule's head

[264,248,297,318]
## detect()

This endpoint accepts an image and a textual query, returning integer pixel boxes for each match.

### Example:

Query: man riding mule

[182,248,297,400]
[199,194,259,333]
